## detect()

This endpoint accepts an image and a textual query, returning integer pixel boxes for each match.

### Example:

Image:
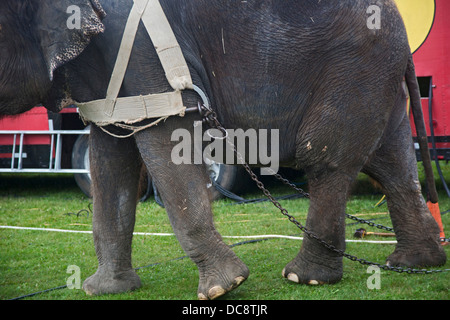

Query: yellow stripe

[394,0,435,53]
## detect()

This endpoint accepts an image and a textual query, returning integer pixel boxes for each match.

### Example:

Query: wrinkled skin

[0,0,446,299]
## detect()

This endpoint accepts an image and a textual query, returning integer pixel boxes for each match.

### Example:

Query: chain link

[200,104,449,274]
[344,214,394,232]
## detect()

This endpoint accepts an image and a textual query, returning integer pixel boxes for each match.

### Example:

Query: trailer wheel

[205,158,249,201]
[72,134,92,198]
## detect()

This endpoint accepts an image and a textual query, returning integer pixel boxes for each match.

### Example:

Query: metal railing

[0,128,90,173]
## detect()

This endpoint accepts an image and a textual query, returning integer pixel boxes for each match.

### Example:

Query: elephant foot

[386,244,446,268]
[196,251,249,300]
[282,253,343,285]
[82,267,141,295]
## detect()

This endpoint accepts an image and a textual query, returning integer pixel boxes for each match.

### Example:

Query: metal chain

[345,209,450,243]
[200,104,449,274]
[272,173,397,232]
[344,214,394,232]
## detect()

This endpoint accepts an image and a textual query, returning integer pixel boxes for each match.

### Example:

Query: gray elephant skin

[0,0,446,300]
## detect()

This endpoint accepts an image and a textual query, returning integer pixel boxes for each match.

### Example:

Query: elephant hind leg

[362,115,446,268]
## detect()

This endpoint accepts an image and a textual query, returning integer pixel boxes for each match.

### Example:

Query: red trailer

[396,0,450,200]
[399,0,450,161]
[0,106,91,195]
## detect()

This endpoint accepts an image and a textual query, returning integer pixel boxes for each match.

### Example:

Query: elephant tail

[405,54,437,202]
[405,54,446,241]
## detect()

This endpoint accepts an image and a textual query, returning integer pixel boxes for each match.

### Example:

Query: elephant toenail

[208,286,226,299]
[233,276,245,287]
[198,292,208,300]
[308,280,319,285]
[287,273,299,283]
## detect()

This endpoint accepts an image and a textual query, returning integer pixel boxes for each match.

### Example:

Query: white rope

[0,225,398,244]
[98,116,168,138]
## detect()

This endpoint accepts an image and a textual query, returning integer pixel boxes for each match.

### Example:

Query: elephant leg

[362,115,446,267]
[283,169,356,285]
[82,125,142,295]
[134,120,249,300]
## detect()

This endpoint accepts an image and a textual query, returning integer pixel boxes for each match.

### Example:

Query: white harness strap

[140,0,193,91]
[77,0,192,128]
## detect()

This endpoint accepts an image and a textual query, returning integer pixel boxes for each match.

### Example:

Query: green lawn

[0,162,449,301]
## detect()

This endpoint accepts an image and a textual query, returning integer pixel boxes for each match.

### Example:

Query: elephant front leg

[82,126,142,295]
[135,127,249,300]
[283,171,355,285]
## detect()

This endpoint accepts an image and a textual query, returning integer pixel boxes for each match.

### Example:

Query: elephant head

[0,0,105,115]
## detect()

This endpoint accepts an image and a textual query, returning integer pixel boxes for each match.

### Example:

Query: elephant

[0,0,446,300]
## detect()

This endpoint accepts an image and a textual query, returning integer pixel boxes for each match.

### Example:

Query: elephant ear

[36,0,106,80]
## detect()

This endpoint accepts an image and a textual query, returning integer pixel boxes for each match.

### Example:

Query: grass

[0,162,449,301]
